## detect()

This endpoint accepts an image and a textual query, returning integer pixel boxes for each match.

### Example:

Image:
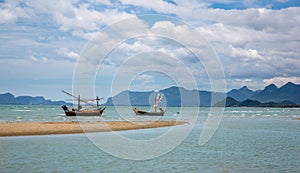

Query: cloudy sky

[1,0,299,100]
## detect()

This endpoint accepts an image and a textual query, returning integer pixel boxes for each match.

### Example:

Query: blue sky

[0,0,299,101]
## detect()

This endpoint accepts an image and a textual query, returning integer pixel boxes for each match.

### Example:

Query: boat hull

[133,108,165,116]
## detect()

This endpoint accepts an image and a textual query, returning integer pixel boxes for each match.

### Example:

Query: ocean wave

[12,109,32,112]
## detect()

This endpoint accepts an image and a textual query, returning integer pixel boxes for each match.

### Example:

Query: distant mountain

[106,90,153,106]
[238,99,266,107]
[106,86,225,107]
[0,93,68,105]
[227,86,255,101]
[0,93,15,104]
[214,97,240,107]
[249,84,278,102]
[106,82,300,107]
[250,82,300,103]
[214,97,299,108]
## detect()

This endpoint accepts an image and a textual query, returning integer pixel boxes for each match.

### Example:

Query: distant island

[0,93,68,105]
[1,82,300,107]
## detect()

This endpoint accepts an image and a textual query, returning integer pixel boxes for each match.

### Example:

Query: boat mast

[96,96,99,108]
[154,93,163,112]
[78,95,81,110]
[153,94,158,112]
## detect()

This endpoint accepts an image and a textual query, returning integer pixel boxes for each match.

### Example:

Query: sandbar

[0,121,187,137]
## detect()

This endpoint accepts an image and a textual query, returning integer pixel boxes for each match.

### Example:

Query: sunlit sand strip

[0,121,187,137]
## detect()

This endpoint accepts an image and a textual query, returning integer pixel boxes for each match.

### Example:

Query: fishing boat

[61,90,106,116]
[133,93,165,116]
[133,107,165,116]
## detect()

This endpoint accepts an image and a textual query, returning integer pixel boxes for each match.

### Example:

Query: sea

[0,105,299,173]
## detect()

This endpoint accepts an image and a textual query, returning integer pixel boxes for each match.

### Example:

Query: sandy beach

[0,121,187,137]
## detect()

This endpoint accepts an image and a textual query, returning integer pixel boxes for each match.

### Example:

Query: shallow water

[0,106,300,172]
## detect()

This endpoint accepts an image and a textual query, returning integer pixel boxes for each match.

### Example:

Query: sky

[0,0,300,101]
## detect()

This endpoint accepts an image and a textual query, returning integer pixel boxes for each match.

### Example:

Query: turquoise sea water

[0,105,300,172]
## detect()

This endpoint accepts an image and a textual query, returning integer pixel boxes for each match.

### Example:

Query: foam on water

[12,109,33,112]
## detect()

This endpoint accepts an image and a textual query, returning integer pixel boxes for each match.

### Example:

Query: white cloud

[17,0,135,39]
[80,17,209,93]
[188,7,299,33]
[28,55,39,63]
[0,1,32,24]
[230,47,265,60]
[135,74,155,83]
[193,7,300,86]
[27,56,50,64]
[0,8,17,24]
[1,0,299,94]
[55,5,133,32]
[106,50,199,95]
[56,48,80,60]
[118,41,153,54]
[198,23,270,46]
[264,77,300,87]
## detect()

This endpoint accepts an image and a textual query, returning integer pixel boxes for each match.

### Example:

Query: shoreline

[0,121,187,137]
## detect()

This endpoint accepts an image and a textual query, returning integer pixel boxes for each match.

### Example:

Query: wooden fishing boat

[133,107,165,116]
[61,90,106,116]
[62,105,106,116]
[62,105,105,116]
[133,93,165,116]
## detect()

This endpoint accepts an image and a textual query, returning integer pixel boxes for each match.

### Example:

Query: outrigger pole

[61,90,95,108]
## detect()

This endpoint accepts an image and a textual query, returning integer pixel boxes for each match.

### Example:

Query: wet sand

[0,121,187,137]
